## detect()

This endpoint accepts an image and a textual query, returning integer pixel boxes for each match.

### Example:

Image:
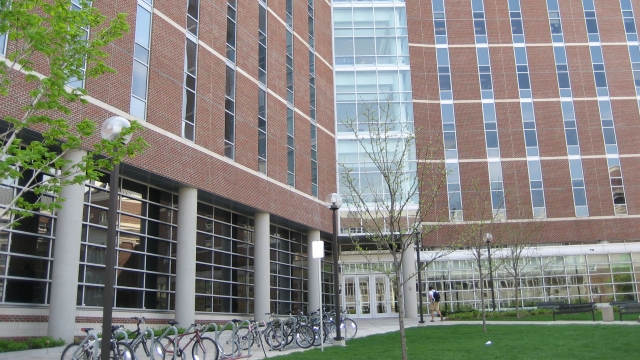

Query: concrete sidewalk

[1,317,635,359]
[0,317,423,360]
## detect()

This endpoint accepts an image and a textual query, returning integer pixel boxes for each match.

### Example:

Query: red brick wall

[405,0,640,246]
[0,1,337,232]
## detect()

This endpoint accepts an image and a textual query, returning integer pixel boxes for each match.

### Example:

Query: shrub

[0,336,64,353]
[0,340,28,353]
[25,336,65,349]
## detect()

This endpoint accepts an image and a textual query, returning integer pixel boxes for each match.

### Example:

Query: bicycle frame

[128,317,161,360]
[157,323,179,360]
[71,332,100,360]
[162,324,206,360]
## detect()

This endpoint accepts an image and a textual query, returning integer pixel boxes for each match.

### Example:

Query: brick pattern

[0,315,48,323]
[1,1,337,233]
[405,0,640,245]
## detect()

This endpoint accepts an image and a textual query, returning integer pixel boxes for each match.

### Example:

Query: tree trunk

[515,274,520,318]
[395,269,408,360]
[478,258,487,333]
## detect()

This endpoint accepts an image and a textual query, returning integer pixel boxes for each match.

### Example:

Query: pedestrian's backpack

[433,290,440,302]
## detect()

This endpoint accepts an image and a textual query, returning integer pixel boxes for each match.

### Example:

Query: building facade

[333,0,640,314]
[0,0,343,342]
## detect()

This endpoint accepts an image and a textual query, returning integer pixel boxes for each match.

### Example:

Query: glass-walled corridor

[419,243,640,311]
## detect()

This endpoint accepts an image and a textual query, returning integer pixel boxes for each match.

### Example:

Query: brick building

[0,0,339,342]
[334,0,640,316]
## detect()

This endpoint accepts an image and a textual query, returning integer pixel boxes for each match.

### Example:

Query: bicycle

[127,317,166,360]
[158,321,219,360]
[307,309,332,346]
[338,309,358,341]
[234,319,268,358]
[280,312,314,349]
[325,308,357,341]
[61,326,134,360]
[261,313,286,350]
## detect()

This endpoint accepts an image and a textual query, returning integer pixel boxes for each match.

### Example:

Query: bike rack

[114,327,129,342]
[83,332,100,360]
[143,327,157,360]
[236,320,252,356]
[159,324,179,360]
[220,321,241,359]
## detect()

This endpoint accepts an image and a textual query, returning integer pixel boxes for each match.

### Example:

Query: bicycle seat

[111,325,122,332]
[231,319,242,323]
[168,320,179,325]
[80,328,93,334]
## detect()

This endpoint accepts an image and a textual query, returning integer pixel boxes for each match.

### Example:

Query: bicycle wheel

[191,336,219,360]
[216,328,237,357]
[112,341,134,360]
[324,321,336,344]
[61,343,91,360]
[263,326,285,350]
[341,318,358,340]
[310,325,322,347]
[294,325,314,349]
[236,327,253,350]
[133,338,166,360]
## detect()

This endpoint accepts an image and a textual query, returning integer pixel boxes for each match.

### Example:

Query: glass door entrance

[343,274,397,318]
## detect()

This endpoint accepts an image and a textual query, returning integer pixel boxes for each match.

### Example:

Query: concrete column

[175,187,197,327]
[254,212,270,322]
[307,230,321,314]
[402,243,418,319]
[48,150,87,343]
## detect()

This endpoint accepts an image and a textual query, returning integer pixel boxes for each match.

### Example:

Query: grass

[271,324,640,359]
[453,311,640,322]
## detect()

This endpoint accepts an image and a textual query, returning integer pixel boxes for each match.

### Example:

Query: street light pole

[325,193,343,342]
[415,230,425,324]
[100,116,131,360]
[484,232,496,312]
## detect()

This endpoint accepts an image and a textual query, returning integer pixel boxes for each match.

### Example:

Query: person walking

[428,286,445,322]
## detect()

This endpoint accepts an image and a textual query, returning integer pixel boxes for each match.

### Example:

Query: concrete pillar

[307,230,321,314]
[48,150,87,343]
[254,212,270,322]
[402,243,418,319]
[175,187,197,327]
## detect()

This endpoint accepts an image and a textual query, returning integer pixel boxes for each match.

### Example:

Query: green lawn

[271,324,640,359]
[455,312,639,322]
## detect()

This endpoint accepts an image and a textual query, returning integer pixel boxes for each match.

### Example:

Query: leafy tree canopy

[0,0,148,230]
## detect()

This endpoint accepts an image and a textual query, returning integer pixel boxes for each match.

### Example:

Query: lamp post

[484,232,496,312]
[415,229,425,324]
[325,193,343,342]
[100,116,131,360]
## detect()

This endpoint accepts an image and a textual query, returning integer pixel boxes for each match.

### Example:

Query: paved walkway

[2,317,636,359]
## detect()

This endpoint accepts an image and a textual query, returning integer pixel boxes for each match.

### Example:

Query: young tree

[338,100,450,360]
[455,182,504,333]
[0,0,146,230]
[494,218,545,318]
[457,221,497,333]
